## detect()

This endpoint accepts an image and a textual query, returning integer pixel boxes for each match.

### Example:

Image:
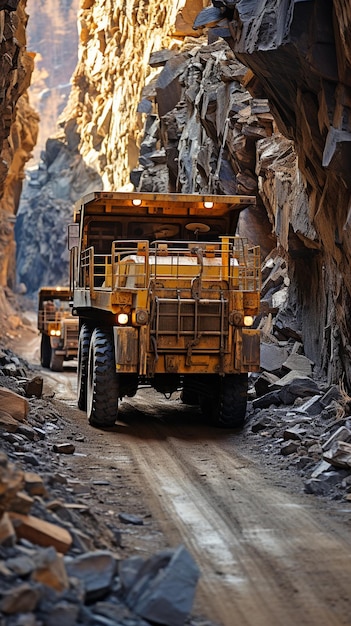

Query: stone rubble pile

[248,252,351,501]
[0,349,201,626]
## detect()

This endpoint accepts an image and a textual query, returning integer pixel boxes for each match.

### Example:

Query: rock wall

[68,0,206,191]
[211,0,351,387]
[0,0,38,289]
[25,0,80,163]
[10,0,351,389]
[15,0,208,292]
[132,0,351,387]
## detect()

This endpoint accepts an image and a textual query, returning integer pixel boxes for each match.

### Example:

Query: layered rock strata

[15,0,209,292]
[68,0,206,190]
[193,0,351,385]
[0,0,38,289]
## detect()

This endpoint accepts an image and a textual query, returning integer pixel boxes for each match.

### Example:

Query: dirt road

[10,323,351,626]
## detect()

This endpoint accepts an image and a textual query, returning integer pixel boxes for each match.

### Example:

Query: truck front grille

[63,323,79,348]
[151,296,229,351]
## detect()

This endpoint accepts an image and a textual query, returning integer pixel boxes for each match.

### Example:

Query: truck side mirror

[68,223,80,250]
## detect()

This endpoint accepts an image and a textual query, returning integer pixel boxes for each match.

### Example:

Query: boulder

[0,387,29,422]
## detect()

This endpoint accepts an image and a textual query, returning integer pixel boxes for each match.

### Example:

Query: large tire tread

[199,374,248,429]
[218,373,248,428]
[87,328,118,427]
[77,323,92,410]
[40,334,51,369]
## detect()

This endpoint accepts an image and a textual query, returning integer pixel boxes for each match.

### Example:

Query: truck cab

[38,286,79,371]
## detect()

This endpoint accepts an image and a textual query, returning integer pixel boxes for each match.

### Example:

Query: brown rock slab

[0,462,24,515]
[9,512,73,554]
[0,582,41,614]
[9,489,34,514]
[0,511,16,547]
[31,546,69,592]
[0,387,29,421]
[24,472,47,497]
[23,376,43,398]
[0,410,20,432]
[281,440,300,456]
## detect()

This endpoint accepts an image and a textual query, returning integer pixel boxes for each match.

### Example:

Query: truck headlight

[50,329,61,336]
[117,313,129,325]
[244,315,254,327]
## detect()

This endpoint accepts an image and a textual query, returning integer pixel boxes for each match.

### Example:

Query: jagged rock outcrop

[133,0,351,388]
[132,38,300,261]
[192,1,351,386]
[0,0,38,289]
[67,0,206,191]
[10,0,351,391]
[15,0,209,294]
[25,0,80,162]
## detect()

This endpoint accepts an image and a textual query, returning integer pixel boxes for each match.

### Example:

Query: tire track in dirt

[114,403,351,626]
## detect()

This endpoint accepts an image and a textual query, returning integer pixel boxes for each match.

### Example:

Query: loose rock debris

[247,250,351,501]
[0,350,203,626]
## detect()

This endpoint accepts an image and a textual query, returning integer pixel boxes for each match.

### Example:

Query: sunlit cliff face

[67,0,205,191]
[0,0,38,288]
[25,0,80,163]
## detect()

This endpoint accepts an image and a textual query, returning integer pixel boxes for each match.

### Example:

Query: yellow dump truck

[37,286,79,371]
[68,192,261,428]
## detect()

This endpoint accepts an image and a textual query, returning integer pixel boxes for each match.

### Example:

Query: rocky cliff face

[208,0,351,387]
[15,0,207,292]
[25,0,80,163]
[131,0,351,387]
[0,0,38,289]
[10,1,351,389]
[68,0,205,190]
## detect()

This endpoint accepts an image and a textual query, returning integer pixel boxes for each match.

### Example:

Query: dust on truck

[68,192,261,429]
[38,287,79,371]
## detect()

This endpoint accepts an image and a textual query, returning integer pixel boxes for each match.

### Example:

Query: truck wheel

[180,377,199,405]
[40,334,51,368]
[77,323,92,410]
[200,374,248,429]
[86,327,118,427]
[50,350,64,372]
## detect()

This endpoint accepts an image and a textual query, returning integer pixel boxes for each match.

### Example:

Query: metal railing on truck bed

[77,237,261,295]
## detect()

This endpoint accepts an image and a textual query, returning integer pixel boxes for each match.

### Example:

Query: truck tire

[50,350,64,372]
[199,374,248,429]
[86,327,118,427]
[40,334,51,368]
[180,377,199,405]
[77,323,92,410]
